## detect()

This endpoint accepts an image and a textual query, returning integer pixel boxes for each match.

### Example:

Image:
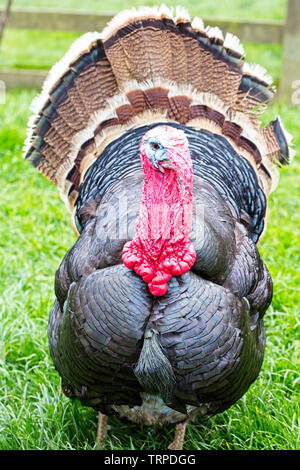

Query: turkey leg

[97,412,108,447]
[168,421,187,450]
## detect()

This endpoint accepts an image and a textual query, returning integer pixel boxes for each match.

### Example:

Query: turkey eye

[151,142,160,150]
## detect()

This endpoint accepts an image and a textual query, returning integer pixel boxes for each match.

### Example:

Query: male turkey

[23,6,294,450]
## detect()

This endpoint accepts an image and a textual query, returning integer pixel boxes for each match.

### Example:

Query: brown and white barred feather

[23,5,295,228]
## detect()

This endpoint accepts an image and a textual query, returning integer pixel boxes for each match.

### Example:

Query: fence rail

[0,68,47,89]
[0,8,285,43]
[0,2,299,101]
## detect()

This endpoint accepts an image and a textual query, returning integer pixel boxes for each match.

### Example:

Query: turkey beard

[122,126,196,296]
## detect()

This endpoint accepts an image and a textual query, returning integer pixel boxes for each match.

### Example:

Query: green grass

[0,29,80,70]
[0,85,299,450]
[0,0,288,20]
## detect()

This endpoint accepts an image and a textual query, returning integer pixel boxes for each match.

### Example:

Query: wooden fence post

[0,0,12,44]
[279,0,300,103]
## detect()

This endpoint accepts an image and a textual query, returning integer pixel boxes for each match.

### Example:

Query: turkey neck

[122,135,196,297]
[137,164,192,260]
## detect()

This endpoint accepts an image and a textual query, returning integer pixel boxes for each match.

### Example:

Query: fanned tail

[23,5,294,216]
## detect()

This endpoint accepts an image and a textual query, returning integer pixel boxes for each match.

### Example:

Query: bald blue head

[144,135,175,172]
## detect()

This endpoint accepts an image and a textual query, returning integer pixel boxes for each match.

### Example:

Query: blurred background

[0,0,299,451]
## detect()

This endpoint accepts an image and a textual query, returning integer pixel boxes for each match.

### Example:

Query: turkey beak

[156,156,176,173]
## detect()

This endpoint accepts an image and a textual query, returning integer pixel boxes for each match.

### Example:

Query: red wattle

[148,282,168,296]
[123,234,196,296]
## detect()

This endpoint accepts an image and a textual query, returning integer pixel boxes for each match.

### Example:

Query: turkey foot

[168,421,187,450]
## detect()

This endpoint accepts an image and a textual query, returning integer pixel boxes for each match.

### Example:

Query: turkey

[23,5,294,450]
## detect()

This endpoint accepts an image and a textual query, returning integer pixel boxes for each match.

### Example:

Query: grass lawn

[0,0,299,451]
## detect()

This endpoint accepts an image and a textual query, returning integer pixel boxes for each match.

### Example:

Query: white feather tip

[191,16,205,32]
[223,32,245,56]
[243,62,273,86]
[175,6,191,23]
[205,25,224,42]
